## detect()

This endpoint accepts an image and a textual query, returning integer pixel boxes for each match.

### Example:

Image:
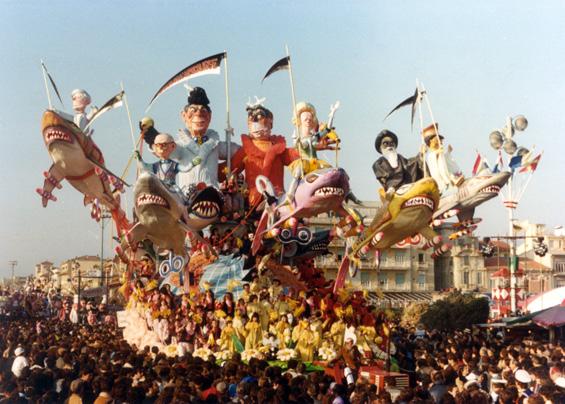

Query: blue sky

[1,0,564,277]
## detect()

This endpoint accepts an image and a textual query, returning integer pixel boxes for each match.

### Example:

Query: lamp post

[99,209,112,303]
[489,115,529,314]
[8,261,17,289]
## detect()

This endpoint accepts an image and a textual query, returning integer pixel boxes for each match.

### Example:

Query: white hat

[515,369,532,384]
[465,372,479,382]
[491,374,507,385]
[14,347,25,356]
[555,377,565,388]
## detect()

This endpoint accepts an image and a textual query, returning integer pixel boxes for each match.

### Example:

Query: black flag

[41,62,64,106]
[262,56,290,83]
[384,87,421,128]
[147,52,226,109]
[84,91,124,130]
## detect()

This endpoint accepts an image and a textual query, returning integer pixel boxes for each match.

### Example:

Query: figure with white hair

[71,89,97,133]
[135,132,200,198]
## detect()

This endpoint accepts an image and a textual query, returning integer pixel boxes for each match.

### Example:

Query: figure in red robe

[230,101,299,207]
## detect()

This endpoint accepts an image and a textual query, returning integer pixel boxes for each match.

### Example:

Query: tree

[400,302,428,328]
[420,291,489,331]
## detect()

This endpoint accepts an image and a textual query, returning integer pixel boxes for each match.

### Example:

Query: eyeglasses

[154,142,174,149]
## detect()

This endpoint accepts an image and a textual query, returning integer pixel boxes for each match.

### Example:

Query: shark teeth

[480,185,500,194]
[136,193,168,208]
[192,201,219,218]
[314,187,344,197]
[402,195,435,211]
[44,127,72,143]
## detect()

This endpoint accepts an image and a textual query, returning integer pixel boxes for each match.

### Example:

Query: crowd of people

[1,286,564,403]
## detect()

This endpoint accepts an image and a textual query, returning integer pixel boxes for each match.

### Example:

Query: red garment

[231,134,299,206]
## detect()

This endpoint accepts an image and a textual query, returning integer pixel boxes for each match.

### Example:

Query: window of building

[554,261,565,273]
[476,271,482,285]
[463,272,469,285]
[418,253,424,264]
[395,252,405,264]
[463,256,470,266]
[418,273,426,288]
[395,273,405,286]
[361,270,370,287]
[378,273,388,288]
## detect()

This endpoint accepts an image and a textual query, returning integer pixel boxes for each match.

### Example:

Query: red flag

[147,52,226,109]
[472,153,482,175]
[519,153,542,173]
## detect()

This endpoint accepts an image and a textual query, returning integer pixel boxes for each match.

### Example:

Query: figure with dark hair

[172,87,239,189]
[372,129,424,195]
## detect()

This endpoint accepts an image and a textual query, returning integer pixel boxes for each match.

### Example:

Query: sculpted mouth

[314,187,344,197]
[192,201,219,218]
[136,193,169,208]
[402,195,435,211]
[480,185,500,194]
[44,127,73,144]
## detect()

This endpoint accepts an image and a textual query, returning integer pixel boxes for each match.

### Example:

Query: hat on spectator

[14,347,25,356]
[515,369,532,384]
[555,377,565,388]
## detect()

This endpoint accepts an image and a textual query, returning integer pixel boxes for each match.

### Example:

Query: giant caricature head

[151,133,176,160]
[246,104,273,140]
[294,102,318,138]
[181,87,212,137]
[375,130,399,168]
[71,89,91,114]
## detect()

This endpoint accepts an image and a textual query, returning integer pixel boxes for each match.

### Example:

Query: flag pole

[286,45,304,177]
[121,83,137,149]
[516,151,543,201]
[40,60,53,109]
[223,51,232,178]
[420,83,442,147]
[416,80,427,177]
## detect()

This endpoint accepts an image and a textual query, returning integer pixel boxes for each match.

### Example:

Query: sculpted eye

[305,174,318,183]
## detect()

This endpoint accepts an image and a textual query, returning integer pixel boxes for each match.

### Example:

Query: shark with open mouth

[116,173,223,262]
[252,167,361,254]
[334,177,445,292]
[434,171,511,223]
[36,109,129,233]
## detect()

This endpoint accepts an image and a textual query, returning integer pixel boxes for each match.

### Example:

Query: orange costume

[231,134,299,206]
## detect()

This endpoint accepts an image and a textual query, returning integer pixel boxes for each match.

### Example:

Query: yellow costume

[244,320,263,350]
[295,326,320,362]
[219,323,238,353]
[330,319,346,348]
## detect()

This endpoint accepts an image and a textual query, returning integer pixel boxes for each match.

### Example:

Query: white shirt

[11,355,29,377]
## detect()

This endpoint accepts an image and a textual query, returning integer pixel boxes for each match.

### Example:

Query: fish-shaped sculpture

[116,173,222,262]
[36,109,128,232]
[252,168,360,254]
[334,177,443,292]
[433,170,511,223]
